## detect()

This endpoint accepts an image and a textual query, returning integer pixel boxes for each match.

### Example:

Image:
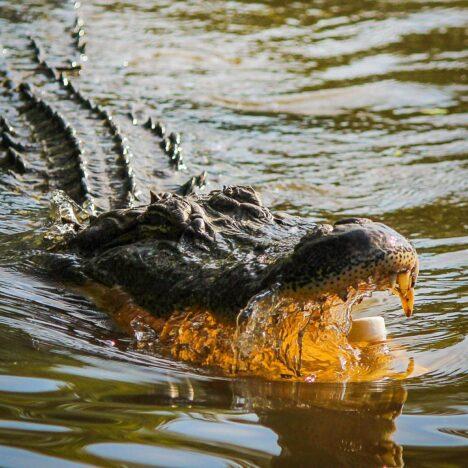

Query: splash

[79,280,414,382]
[43,190,95,248]
[232,283,384,380]
[154,281,412,381]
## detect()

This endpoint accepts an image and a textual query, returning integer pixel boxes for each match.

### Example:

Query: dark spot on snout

[282,225,380,283]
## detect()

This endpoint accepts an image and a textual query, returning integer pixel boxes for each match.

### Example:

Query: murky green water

[0,0,467,466]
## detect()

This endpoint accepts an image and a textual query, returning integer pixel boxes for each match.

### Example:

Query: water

[0,0,467,465]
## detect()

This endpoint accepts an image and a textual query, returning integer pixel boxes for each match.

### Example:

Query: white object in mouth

[348,316,387,343]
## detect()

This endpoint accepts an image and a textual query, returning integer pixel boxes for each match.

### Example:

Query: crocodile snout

[274,218,418,316]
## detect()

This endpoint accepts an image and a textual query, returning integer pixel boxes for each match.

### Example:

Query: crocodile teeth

[392,271,415,317]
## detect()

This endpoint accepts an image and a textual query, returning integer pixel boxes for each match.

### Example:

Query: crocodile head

[267,217,418,317]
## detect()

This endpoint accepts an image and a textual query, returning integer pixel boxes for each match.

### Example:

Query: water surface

[0,0,467,465]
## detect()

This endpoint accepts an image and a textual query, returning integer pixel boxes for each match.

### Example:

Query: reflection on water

[0,0,467,465]
[212,80,455,116]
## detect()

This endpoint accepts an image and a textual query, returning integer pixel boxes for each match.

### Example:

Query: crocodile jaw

[271,218,419,316]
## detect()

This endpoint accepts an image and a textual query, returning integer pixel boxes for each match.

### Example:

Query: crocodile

[0,4,418,379]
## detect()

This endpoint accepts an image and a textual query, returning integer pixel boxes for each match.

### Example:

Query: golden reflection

[80,280,421,382]
[233,378,408,467]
